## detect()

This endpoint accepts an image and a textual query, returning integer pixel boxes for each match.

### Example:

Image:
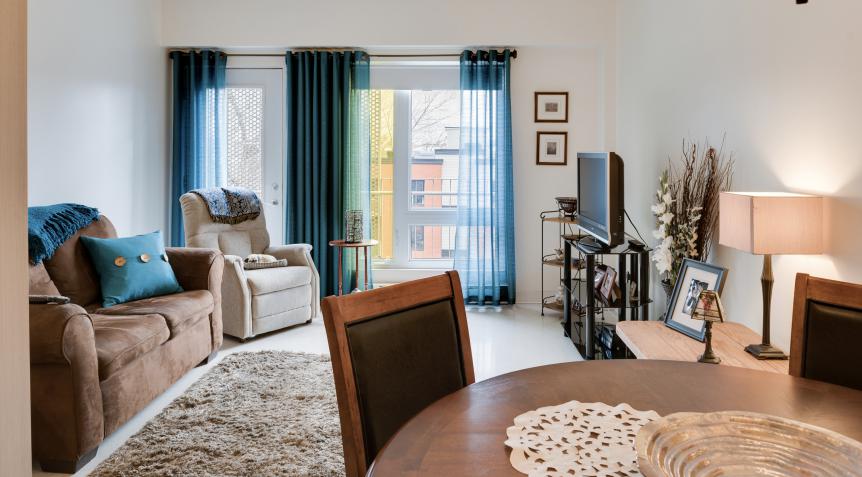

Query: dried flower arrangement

[652,138,734,288]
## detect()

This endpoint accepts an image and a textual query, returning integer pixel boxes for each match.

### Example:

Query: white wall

[617,0,862,351]
[513,46,613,303]
[28,0,168,236]
[162,0,615,49]
[162,0,618,303]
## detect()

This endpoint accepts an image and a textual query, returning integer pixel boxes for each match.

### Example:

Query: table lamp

[719,192,823,360]
[691,290,726,364]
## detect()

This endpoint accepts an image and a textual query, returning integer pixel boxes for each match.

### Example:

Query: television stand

[561,236,652,360]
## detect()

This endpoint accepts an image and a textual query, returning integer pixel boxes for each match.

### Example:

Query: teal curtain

[454,49,516,305]
[169,50,227,246]
[285,51,371,297]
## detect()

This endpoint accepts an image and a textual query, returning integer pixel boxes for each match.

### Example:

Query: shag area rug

[91,351,345,476]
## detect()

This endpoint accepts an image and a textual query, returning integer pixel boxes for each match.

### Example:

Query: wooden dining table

[368,360,862,476]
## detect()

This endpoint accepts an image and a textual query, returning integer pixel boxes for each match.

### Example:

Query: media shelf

[539,210,584,317]
[542,257,585,270]
[561,235,652,360]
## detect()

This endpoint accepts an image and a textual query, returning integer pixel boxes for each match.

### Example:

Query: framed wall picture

[534,92,569,123]
[664,258,729,341]
[536,132,568,165]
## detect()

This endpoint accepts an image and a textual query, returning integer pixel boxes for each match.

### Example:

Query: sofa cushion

[91,313,170,379]
[43,216,117,308]
[245,266,312,295]
[96,290,213,337]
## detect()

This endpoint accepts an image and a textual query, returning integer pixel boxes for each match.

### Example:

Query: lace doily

[504,400,661,477]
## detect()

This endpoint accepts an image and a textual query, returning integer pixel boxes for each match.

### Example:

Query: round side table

[328,239,378,295]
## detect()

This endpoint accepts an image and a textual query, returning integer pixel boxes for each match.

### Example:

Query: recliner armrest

[265,243,313,266]
[265,243,320,318]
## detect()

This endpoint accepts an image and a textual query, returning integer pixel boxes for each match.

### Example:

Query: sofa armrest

[29,303,104,463]
[30,303,92,365]
[166,247,223,291]
[265,244,320,319]
[166,247,225,351]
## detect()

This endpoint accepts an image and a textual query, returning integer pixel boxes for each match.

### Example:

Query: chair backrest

[790,273,862,390]
[179,192,270,256]
[41,215,117,308]
[321,271,475,477]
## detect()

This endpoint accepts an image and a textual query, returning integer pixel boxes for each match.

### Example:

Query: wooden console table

[616,321,789,374]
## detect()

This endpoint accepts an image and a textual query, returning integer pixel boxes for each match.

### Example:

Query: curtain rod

[171,50,517,59]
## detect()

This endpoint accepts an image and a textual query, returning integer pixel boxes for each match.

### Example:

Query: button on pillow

[80,231,183,307]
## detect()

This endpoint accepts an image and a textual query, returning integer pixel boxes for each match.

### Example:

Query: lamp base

[745,343,788,360]
[698,353,721,365]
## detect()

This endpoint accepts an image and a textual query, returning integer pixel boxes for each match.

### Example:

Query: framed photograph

[534,92,569,123]
[536,132,568,165]
[664,258,729,341]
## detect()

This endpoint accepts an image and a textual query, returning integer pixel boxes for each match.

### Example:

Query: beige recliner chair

[180,192,320,340]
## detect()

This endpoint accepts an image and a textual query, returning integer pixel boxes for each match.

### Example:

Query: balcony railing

[410,178,458,209]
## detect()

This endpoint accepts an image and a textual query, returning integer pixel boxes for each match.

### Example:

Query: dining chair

[321,271,475,477]
[790,273,862,390]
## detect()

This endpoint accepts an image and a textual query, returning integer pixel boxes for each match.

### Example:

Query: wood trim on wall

[0,0,32,471]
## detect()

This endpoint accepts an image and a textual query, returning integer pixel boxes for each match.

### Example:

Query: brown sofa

[28,216,224,473]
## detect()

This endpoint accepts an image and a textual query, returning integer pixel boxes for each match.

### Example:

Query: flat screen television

[577,152,625,247]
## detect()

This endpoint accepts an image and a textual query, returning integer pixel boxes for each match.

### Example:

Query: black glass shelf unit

[561,235,652,360]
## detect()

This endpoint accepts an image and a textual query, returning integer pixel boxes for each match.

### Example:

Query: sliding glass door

[225,68,284,245]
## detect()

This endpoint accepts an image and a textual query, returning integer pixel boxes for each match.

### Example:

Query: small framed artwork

[664,258,729,341]
[536,132,568,165]
[534,92,569,123]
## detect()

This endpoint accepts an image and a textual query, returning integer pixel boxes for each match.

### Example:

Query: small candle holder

[690,290,726,364]
[344,210,364,243]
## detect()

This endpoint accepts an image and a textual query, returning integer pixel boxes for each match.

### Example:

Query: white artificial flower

[651,236,675,275]
[660,212,674,224]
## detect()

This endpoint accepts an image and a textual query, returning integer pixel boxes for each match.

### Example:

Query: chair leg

[39,446,98,474]
[196,350,218,367]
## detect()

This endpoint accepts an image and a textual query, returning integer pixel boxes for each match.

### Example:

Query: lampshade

[719,192,823,255]
[691,290,725,323]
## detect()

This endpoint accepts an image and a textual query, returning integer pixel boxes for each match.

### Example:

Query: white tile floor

[34,304,581,476]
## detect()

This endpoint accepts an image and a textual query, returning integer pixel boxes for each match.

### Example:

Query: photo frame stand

[662,258,729,342]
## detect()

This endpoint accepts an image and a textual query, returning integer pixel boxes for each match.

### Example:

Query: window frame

[373,84,460,271]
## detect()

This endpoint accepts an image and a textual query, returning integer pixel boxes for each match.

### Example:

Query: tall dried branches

[653,137,734,281]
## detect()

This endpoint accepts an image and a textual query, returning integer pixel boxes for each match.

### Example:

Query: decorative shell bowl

[555,196,578,218]
[635,411,862,477]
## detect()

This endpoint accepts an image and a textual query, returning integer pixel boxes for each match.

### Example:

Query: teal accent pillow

[80,231,183,307]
